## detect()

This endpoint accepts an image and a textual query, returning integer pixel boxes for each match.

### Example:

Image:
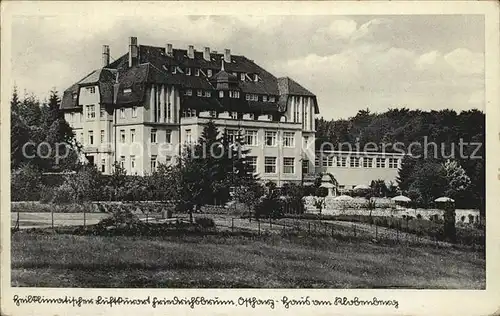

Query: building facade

[61,37,318,186]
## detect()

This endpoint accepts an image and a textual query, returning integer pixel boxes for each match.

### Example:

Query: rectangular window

[315,156,320,167]
[70,113,74,122]
[186,68,191,75]
[265,131,277,147]
[205,91,211,97]
[120,108,125,119]
[229,90,240,98]
[264,156,277,174]
[362,157,373,168]
[123,88,132,94]
[130,129,136,143]
[230,112,238,119]
[322,155,334,167]
[130,155,136,173]
[166,130,172,143]
[350,157,360,168]
[172,67,177,74]
[269,96,275,102]
[240,73,245,81]
[88,130,94,145]
[87,105,95,119]
[185,129,192,143]
[120,156,125,169]
[150,155,157,172]
[120,129,125,143]
[376,157,386,168]
[219,90,224,98]
[337,156,347,167]
[101,159,106,173]
[197,90,203,97]
[244,130,257,146]
[207,69,212,77]
[185,89,192,96]
[388,158,399,168]
[226,129,238,144]
[302,160,309,174]
[165,155,172,166]
[247,156,257,173]
[263,95,267,102]
[246,94,250,101]
[194,68,200,76]
[100,108,105,119]
[283,157,295,174]
[209,110,217,118]
[132,106,137,117]
[87,87,96,94]
[150,129,157,143]
[283,132,295,147]
[100,130,105,143]
[79,132,84,144]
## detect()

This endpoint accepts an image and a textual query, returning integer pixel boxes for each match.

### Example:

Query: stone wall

[302,196,481,224]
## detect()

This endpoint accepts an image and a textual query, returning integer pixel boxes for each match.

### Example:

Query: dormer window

[254,74,259,82]
[240,73,245,81]
[205,91,212,98]
[87,87,96,94]
[197,90,203,97]
[246,94,250,101]
[207,69,212,77]
[263,95,267,102]
[269,96,276,102]
[219,90,224,98]
[172,67,177,74]
[72,93,77,100]
[186,68,191,75]
[185,89,192,96]
[229,90,240,99]
[232,72,237,77]
[123,88,132,94]
[194,68,200,76]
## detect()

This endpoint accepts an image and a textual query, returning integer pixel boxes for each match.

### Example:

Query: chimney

[102,45,110,67]
[188,45,194,59]
[166,43,173,57]
[203,47,210,61]
[224,49,231,63]
[128,36,138,67]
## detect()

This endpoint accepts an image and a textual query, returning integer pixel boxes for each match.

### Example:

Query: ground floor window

[264,156,276,174]
[283,157,295,174]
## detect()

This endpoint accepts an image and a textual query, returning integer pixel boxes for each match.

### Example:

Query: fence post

[231,218,234,232]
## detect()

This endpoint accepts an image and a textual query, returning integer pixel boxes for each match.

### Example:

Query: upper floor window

[244,130,258,146]
[172,67,177,74]
[130,129,136,143]
[166,130,172,144]
[123,88,132,94]
[72,93,77,100]
[87,87,96,94]
[120,156,126,169]
[185,129,192,143]
[185,89,192,96]
[120,108,125,119]
[150,129,157,143]
[100,108,105,119]
[263,95,268,102]
[247,156,257,173]
[86,105,95,119]
[302,160,309,174]
[151,155,157,171]
[205,91,212,98]
[229,90,240,99]
[362,157,373,168]
[246,94,258,101]
[186,68,191,75]
[120,129,126,143]
[226,129,239,144]
[269,96,276,102]
[219,90,224,98]
[350,156,360,168]
[265,131,277,147]
[388,158,399,168]
[240,73,245,81]
[183,108,196,118]
[264,157,277,174]
[100,130,105,143]
[88,130,94,145]
[253,74,259,82]
[197,90,203,97]
[376,157,386,168]
[207,69,213,77]
[132,106,137,118]
[337,156,347,167]
[230,112,238,119]
[194,68,200,76]
[283,157,295,174]
[283,132,295,147]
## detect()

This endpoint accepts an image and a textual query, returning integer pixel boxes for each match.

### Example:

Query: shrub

[39,185,55,204]
[53,184,74,204]
[416,214,422,219]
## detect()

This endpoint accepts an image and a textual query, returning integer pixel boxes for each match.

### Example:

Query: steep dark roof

[61,43,318,114]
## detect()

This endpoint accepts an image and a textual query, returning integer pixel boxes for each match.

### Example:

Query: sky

[10,13,484,120]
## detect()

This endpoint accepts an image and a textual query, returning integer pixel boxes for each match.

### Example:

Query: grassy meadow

[11,231,485,289]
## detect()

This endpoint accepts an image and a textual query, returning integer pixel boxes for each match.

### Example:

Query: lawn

[11,231,485,289]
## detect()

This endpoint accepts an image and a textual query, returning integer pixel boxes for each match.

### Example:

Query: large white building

[61,37,403,188]
[61,37,318,186]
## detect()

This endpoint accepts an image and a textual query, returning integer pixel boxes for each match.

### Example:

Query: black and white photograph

[1,1,499,315]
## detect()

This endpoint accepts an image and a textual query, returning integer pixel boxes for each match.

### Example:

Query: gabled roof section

[277,77,319,114]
